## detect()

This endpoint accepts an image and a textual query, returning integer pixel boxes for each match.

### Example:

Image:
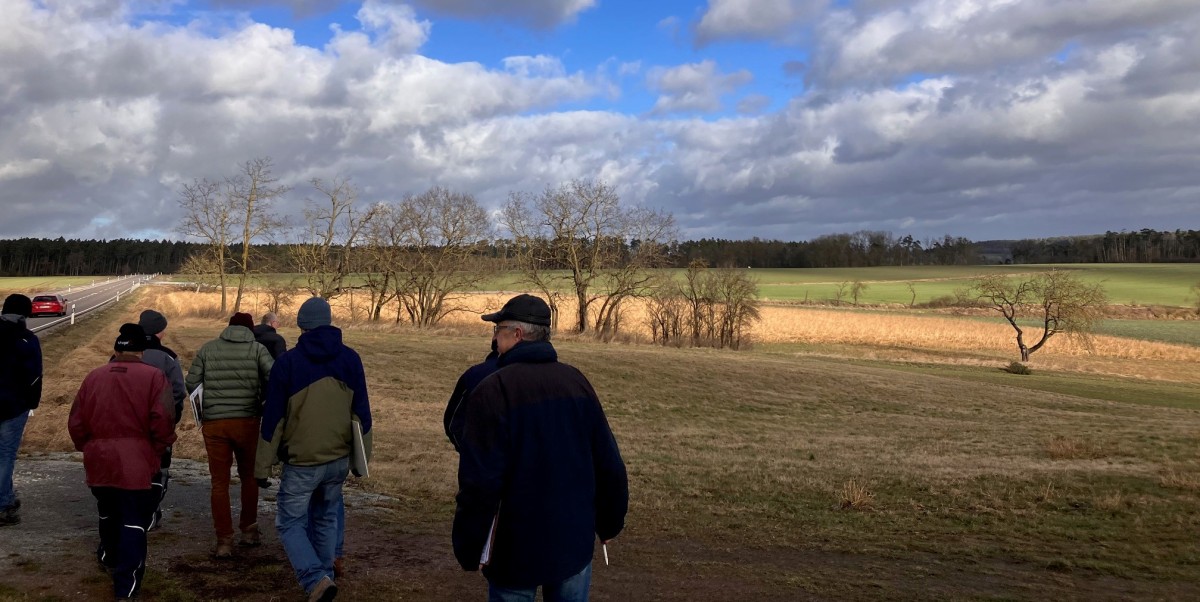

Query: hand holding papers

[350,420,369,477]
[188,384,203,426]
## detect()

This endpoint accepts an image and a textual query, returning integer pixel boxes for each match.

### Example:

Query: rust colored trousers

[202,417,261,539]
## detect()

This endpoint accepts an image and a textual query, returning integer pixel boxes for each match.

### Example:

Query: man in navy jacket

[0,294,41,526]
[453,294,628,601]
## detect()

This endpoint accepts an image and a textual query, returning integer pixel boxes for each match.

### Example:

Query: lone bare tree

[850,280,868,306]
[228,158,289,312]
[177,157,287,313]
[503,179,675,333]
[177,178,234,311]
[972,270,1108,361]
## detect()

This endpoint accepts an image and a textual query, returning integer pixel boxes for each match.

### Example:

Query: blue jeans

[0,411,30,509]
[488,563,592,602]
[276,457,348,593]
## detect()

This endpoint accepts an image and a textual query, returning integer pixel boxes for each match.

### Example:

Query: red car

[31,294,68,317]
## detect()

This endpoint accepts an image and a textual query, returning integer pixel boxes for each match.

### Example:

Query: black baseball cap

[481,294,552,327]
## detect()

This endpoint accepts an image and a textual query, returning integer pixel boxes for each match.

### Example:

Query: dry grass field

[11,285,1200,600]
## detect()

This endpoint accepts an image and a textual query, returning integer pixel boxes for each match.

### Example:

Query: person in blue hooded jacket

[256,297,371,602]
[453,294,628,602]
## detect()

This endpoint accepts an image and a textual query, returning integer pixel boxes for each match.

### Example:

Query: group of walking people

[1,291,628,602]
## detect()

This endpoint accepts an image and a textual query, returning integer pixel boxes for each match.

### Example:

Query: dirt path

[0,453,481,601]
[5,457,1197,601]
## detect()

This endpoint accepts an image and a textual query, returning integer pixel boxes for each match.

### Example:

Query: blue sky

[178,0,802,117]
[1,0,1198,243]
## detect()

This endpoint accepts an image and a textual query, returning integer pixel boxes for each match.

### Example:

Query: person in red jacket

[69,323,177,601]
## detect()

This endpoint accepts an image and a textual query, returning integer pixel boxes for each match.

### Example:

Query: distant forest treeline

[0,228,1197,277]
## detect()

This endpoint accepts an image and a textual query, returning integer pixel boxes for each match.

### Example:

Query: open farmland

[167,263,1200,308]
[7,282,1200,600]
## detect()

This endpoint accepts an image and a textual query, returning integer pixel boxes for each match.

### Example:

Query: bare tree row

[176,161,690,338]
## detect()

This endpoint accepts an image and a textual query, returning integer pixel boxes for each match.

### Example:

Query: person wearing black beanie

[71,324,176,600]
[1,294,41,527]
[114,324,148,354]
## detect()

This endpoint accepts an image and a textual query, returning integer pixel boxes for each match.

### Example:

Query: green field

[747,264,1200,306]
[168,264,1200,308]
[0,276,114,294]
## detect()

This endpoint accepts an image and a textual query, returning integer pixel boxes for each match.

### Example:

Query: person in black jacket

[253,312,287,359]
[0,294,42,526]
[453,294,628,601]
[443,340,499,452]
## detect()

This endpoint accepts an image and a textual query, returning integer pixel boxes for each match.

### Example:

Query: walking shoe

[307,576,338,602]
[239,523,262,547]
[148,508,163,532]
[214,536,235,558]
[0,499,19,525]
[333,557,344,579]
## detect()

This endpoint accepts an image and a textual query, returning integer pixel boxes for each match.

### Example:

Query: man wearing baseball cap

[453,294,629,601]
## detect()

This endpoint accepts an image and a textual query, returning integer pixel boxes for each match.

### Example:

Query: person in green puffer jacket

[185,312,274,558]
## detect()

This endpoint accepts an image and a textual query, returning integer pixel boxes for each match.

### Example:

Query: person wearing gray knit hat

[128,309,185,533]
[138,310,168,336]
[296,297,332,330]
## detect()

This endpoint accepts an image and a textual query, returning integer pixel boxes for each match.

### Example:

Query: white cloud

[355,0,430,55]
[695,0,827,45]
[0,1,1199,243]
[647,60,753,115]
[809,0,1200,87]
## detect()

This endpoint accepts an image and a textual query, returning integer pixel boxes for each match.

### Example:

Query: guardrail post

[71,304,76,325]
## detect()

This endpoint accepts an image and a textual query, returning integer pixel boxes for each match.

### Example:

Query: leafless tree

[502,179,676,334]
[178,248,223,294]
[650,261,760,350]
[972,270,1108,361]
[850,280,868,306]
[359,203,405,321]
[177,178,233,311]
[228,158,289,312]
[391,187,494,327]
[833,281,849,306]
[290,177,378,299]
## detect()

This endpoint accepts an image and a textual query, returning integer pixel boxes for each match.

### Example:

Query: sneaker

[333,557,344,579]
[214,536,235,559]
[239,523,261,547]
[0,506,18,526]
[148,508,163,532]
[307,576,338,602]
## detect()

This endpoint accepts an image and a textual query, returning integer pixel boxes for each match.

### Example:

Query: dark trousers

[92,486,158,599]
[150,447,172,526]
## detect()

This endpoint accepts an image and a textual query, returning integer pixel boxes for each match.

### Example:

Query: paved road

[24,276,149,336]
